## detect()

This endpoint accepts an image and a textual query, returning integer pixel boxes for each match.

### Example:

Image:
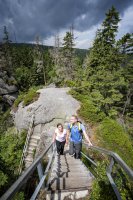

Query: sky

[0,0,133,49]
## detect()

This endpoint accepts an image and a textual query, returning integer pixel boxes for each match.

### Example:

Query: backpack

[70,121,83,136]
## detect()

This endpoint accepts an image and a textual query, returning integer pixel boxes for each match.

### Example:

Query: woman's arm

[66,129,70,145]
[52,132,56,143]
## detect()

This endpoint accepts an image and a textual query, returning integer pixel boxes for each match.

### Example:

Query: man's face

[70,116,77,124]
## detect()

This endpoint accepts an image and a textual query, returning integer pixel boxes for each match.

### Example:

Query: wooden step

[25,156,33,162]
[46,189,89,200]
[30,138,38,144]
[50,171,93,178]
[49,177,92,190]
[52,165,88,172]
[25,161,32,168]
[29,142,38,147]
[52,166,88,172]
[54,160,83,164]
[30,135,40,140]
[28,146,36,151]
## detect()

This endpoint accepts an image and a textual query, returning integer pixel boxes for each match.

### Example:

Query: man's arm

[83,130,92,146]
[81,124,92,146]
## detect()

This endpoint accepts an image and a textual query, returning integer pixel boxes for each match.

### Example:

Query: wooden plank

[50,172,93,178]
[49,177,92,190]
[47,152,94,192]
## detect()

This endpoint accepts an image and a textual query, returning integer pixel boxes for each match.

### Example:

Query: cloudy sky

[0,0,133,49]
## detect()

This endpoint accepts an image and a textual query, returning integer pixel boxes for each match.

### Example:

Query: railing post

[37,162,43,181]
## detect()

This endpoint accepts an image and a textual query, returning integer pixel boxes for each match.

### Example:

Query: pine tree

[61,30,75,80]
[32,36,44,85]
[117,33,133,116]
[85,6,126,116]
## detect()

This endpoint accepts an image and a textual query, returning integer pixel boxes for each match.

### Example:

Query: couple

[52,115,92,159]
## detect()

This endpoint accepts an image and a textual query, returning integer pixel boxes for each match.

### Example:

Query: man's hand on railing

[85,140,92,147]
[88,141,93,146]
[83,140,93,147]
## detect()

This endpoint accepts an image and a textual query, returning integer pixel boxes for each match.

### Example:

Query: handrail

[83,142,133,180]
[18,114,35,174]
[82,142,133,200]
[30,145,56,200]
[0,143,53,200]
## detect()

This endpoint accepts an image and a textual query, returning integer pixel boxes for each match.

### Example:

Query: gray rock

[3,94,16,105]
[0,78,18,95]
[12,87,80,131]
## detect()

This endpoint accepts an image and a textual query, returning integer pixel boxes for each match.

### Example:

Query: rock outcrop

[11,87,80,155]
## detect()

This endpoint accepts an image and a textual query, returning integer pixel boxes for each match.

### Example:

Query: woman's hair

[57,123,63,128]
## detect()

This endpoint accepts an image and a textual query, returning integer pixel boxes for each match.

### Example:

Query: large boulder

[11,87,80,131]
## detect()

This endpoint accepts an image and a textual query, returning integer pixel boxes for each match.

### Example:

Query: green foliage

[84,6,128,116]
[0,170,8,187]
[0,109,13,134]
[96,118,133,168]
[0,128,26,172]
[0,129,27,194]
[69,90,106,124]
[14,67,31,91]
[90,161,133,200]
[23,87,40,106]
[12,43,54,90]
[64,80,77,87]
[13,192,25,200]
[14,86,42,107]
[90,162,117,200]
[60,31,76,80]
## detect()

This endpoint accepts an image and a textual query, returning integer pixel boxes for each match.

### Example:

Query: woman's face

[58,125,63,132]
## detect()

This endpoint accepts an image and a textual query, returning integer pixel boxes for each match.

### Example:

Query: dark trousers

[69,141,82,159]
[56,140,66,155]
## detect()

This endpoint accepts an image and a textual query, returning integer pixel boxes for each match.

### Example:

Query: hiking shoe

[71,153,75,157]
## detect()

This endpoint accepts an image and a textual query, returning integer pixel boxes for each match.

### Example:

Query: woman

[52,123,67,155]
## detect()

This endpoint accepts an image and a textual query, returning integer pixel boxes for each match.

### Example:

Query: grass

[14,86,43,107]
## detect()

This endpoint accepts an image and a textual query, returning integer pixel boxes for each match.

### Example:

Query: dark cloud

[0,0,133,42]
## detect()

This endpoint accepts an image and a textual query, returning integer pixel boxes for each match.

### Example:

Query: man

[66,115,92,159]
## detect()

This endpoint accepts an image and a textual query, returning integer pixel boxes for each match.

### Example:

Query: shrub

[23,87,40,106]
[96,118,133,168]
[0,128,27,195]
[69,90,106,124]
[14,86,42,107]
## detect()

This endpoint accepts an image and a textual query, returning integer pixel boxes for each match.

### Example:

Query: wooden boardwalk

[46,149,94,199]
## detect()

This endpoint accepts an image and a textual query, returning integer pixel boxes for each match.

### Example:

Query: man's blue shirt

[67,123,85,143]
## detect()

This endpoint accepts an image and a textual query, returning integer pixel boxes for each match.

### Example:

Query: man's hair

[71,115,78,120]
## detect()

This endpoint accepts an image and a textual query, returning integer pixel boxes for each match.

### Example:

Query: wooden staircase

[25,134,41,168]
[18,115,41,173]
[46,149,94,199]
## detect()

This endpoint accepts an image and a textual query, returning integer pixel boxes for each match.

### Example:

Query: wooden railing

[0,143,55,200]
[82,142,133,200]
[18,114,35,175]
[1,141,133,200]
